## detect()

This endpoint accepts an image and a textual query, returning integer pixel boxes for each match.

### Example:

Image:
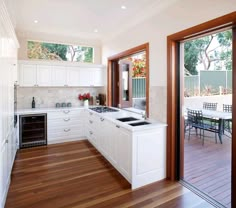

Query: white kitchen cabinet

[106,122,118,166]
[37,65,52,86]
[67,66,80,86]
[0,141,8,208]
[19,64,37,86]
[51,66,67,86]
[0,4,18,206]
[79,68,103,87]
[116,126,131,180]
[91,68,103,86]
[18,61,104,87]
[47,109,85,144]
[78,68,90,86]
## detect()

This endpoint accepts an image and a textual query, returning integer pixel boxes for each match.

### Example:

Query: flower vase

[84,99,89,108]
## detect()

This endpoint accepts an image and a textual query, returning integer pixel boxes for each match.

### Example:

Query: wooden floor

[5,140,214,208]
[184,132,231,207]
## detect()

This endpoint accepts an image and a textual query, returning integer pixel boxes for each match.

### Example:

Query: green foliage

[83,47,93,63]
[184,30,232,75]
[28,41,94,63]
[42,43,68,61]
[184,42,199,75]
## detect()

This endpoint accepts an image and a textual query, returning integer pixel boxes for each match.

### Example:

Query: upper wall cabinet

[37,65,52,86]
[19,64,37,86]
[67,66,80,87]
[18,60,105,87]
[51,66,67,86]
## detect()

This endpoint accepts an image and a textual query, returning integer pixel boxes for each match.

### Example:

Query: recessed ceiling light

[121,5,127,10]
[94,29,98,33]
[34,20,38,23]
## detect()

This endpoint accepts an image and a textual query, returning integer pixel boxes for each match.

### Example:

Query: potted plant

[78,93,90,107]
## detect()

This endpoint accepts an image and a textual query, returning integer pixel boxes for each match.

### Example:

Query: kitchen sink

[129,121,151,126]
[116,117,140,122]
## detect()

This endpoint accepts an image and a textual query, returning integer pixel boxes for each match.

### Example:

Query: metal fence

[185,70,232,97]
[132,77,146,98]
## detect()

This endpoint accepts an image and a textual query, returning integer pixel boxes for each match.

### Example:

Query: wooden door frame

[167,12,236,207]
[107,43,150,116]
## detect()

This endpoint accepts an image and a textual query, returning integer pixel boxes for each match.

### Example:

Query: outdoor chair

[187,108,219,145]
[203,102,218,111]
[223,104,232,136]
[202,102,219,126]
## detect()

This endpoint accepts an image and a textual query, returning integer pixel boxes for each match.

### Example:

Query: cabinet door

[108,124,119,166]
[51,66,67,86]
[19,64,37,86]
[117,128,131,179]
[79,69,91,86]
[37,65,52,86]
[91,68,103,86]
[0,141,8,202]
[97,117,108,156]
[67,67,80,86]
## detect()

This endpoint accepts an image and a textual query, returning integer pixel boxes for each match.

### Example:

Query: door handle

[116,125,120,128]
[64,110,70,114]
[64,118,70,122]
[64,129,71,132]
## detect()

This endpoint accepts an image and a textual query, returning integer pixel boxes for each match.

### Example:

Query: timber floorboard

[184,131,231,207]
[6,140,214,208]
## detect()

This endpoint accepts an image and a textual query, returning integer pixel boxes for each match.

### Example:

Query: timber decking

[184,132,231,207]
[6,140,213,208]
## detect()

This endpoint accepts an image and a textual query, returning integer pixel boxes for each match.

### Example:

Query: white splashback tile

[17,87,106,109]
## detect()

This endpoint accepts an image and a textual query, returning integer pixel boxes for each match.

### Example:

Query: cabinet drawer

[48,124,84,140]
[48,117,83,128]
[48,109,84,120]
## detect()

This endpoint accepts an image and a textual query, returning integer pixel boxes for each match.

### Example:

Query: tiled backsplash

[17,87,106,109]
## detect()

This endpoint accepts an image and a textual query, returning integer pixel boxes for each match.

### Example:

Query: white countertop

[16,106,86,114]
[17,106,167,131]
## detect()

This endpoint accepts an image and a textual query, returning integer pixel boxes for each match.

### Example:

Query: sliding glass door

[179,29,233,207]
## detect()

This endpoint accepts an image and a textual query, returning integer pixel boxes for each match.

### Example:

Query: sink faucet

[142,111,147,120]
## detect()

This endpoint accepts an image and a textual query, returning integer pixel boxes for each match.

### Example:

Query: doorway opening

[166,12,236,208]
[107,43,149,116]
[181,29,232,207]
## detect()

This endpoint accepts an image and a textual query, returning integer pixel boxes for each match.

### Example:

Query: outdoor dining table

[186,108,232,144]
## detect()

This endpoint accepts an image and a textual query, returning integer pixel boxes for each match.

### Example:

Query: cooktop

[89,106,119,113]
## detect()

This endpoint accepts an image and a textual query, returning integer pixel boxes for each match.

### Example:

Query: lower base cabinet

[86,114,166,189]
[0,126,17,208]
[47,109,85,144]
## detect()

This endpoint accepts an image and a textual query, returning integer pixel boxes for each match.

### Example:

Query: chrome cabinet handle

[100,117,104,122]
[5,139,8,144]
[63,110,70,114]
[64,128,71,132]
[89,131,93,135]
[116,125,120,128]
[64,118,70,122]
[89,112,93,115]
[89,120,93,124]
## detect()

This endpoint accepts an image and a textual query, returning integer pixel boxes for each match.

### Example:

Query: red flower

[78,93,90,101]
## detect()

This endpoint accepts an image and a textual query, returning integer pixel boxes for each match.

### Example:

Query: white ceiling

[10,0,178,41]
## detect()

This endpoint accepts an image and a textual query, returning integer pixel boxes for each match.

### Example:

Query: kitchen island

[17,106,167,189]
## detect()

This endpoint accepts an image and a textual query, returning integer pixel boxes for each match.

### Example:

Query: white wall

[16,31,102,64]
[102,0,236,122]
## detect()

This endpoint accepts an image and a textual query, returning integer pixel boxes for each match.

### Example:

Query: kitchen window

[27,41,94,63]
